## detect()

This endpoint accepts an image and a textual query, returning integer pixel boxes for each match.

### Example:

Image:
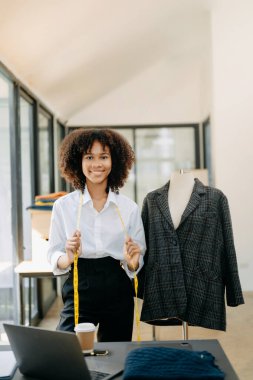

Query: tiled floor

[39,292,253,379]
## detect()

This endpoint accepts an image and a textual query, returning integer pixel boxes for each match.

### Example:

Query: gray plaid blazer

[139,179,244,331]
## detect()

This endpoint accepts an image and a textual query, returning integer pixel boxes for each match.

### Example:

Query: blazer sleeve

[220,195,244,306]
[137,196,149,299]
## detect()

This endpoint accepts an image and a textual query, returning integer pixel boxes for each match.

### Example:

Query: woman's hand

[57,230,81,270]
[124,236,140,272]
[65,230,81,262]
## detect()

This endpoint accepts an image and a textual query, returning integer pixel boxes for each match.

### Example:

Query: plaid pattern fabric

[139,179,244,331]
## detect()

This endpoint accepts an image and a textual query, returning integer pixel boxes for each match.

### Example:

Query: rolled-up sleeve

[122,204,146,279]
[47,201,70,275]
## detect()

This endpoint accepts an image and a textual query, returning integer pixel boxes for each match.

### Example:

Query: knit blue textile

[122,347,225,380]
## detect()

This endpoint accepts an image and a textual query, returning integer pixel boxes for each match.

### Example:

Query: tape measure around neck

[73,194,141,341]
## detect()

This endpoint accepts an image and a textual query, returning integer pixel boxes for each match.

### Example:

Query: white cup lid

[74,322,95,333]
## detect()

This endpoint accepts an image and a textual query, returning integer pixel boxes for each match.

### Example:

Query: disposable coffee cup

[74,322,96,353]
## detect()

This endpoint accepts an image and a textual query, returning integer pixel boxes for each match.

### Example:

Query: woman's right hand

[65,230,81,264]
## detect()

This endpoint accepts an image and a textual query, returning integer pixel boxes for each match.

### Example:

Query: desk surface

[15,261,53,276]
[1,339,239,380]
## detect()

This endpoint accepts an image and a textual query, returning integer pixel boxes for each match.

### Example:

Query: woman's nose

[92,159,102,167]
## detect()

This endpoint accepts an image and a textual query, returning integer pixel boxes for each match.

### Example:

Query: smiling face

[82,140,112,188]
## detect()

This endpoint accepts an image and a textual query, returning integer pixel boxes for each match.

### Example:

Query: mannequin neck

[168,171,195,229]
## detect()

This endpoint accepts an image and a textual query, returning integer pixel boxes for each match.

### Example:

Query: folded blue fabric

[122,347,225,379]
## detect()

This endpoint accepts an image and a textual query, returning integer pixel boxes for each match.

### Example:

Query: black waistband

[70,256,121,272]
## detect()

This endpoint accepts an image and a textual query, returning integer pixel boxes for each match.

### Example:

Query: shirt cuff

[121,254,144,279]
[51,251,71,275]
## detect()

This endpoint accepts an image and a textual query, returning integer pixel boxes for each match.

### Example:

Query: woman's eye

[85,155,93,160]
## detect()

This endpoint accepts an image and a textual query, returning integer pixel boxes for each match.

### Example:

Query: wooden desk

[15,261,53,325]
[2,339,239,379]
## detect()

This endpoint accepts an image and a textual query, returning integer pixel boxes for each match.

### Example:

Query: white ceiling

[0,0,213,122]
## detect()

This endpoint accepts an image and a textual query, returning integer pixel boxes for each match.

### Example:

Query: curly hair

[58,128,135,192]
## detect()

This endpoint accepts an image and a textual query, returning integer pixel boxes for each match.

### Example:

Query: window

[38,110,54,195]
[0,72,15,336]
[20,96,34,259]
[0,65,57,332]
[56,122,66,191]
[203,118,212,185]
[20,95,39,324]
[113,128,135,200]
[68,125,199,207]
[135,127,197,205]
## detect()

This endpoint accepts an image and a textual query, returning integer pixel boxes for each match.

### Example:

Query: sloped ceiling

[0,0,213,122]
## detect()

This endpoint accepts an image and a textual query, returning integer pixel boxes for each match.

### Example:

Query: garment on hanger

[139,178,244,331]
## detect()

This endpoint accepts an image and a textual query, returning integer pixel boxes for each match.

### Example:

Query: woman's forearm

[57,254,73,270]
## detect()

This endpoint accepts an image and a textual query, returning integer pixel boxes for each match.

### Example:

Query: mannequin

[139,171,244,335]
[167,170,195,339]
[168,170,195,229]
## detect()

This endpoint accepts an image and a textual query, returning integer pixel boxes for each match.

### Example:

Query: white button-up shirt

[47,189,146,278]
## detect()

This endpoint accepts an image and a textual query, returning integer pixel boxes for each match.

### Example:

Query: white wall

[70,2,253,291]
[211,0,253,290]
[69,53,210,125]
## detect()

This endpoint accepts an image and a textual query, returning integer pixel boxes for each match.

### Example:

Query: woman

[48,128,146,342]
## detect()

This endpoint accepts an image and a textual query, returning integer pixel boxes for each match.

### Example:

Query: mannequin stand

[182,321,189,340]
[152,321,188,341]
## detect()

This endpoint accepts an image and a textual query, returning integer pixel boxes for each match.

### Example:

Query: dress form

[168,170,195,229]
[168,170,194,339]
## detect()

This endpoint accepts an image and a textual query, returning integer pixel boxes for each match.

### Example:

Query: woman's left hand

[124,236,141,272]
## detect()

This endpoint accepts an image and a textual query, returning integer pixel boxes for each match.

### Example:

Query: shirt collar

[82,188,92,205]
[106,189,118,207]
[82,188,118,207]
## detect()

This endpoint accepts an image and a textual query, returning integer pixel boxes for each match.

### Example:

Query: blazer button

[172,239,177,246]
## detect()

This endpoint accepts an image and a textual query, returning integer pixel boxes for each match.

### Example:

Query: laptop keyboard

[90,370,110,380]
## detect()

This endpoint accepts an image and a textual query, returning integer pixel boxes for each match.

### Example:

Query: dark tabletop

[0,339,239,380]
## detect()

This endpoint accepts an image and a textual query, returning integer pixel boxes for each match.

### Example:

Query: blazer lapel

[155,182,175,229]
[154,179,206,228]
[180,178,206,225]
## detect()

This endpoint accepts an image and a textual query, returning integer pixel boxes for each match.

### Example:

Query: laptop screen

[3,324,120,380]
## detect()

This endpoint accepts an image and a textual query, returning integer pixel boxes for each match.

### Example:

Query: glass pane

[203,119,213,185]
[114,129,135,200]
[20,97,38,324]
[20,98,33,259]
[0,73,15,337]
[38,112,50,194]
[56,123,66,191]
[136,127,196,206]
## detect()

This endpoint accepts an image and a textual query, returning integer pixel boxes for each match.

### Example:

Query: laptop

[3,324,122,380]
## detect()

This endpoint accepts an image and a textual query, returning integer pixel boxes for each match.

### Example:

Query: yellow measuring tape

[73,253,79,327]
[115,206,141,342]
[73,192,141,341]
[73,192,84,327]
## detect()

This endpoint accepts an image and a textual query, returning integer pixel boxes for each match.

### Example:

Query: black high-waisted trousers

[57,256,134,342]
